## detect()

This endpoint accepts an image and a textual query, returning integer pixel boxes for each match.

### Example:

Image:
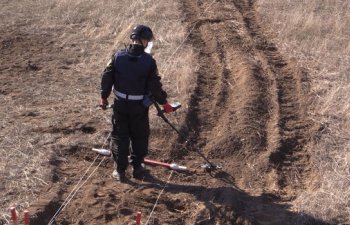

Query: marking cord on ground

[48,157,107,225]
[47,154,99,225]
[47,133,110,225]
[144,170,174,225]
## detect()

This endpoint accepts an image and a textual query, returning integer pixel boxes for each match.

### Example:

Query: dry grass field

[257,0,350,223]
[0,0,348,224]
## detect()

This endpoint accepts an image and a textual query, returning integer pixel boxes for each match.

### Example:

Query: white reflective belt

[113,90,144,100]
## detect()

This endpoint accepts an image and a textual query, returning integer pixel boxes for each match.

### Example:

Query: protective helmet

[130,25,154,41]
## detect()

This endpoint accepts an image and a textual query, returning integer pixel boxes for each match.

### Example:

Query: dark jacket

[101,44,167,105]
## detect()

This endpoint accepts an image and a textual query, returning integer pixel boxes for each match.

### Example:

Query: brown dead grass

[0,0,194,222]
[256,0,350,223]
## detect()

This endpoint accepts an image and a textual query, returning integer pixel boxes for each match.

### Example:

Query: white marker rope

[47,155,99,225]
[48,157,107,225]
[144,170,174,225]
[47,133,110,225]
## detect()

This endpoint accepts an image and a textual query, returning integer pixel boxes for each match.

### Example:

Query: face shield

[144,41,153,54]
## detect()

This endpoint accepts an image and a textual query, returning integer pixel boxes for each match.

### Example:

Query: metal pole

[152,101,219,170]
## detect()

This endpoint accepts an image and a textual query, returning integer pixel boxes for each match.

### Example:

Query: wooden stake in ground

[136,211,142,225]
[24,210,30,225]
[10,207,18,225]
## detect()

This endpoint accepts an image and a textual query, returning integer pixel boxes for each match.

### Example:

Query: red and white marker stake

[92,148,187,171]
[136,211,142,225]
[144,159,187,171]
[23,210,30,225]
[10,207,18,225]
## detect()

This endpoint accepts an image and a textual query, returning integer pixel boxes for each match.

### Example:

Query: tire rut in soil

[177,0,275,223]
[180,0,270,162]
[231,0,314,198]
[177,0,315,223]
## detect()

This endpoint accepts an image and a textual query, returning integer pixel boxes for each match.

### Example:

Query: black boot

[112,170,126,182]
[132,165,148,179]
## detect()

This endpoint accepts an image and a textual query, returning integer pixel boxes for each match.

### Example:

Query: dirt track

[3,0,327,224]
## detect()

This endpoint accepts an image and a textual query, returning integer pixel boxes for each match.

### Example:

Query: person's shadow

[131,169,329,225]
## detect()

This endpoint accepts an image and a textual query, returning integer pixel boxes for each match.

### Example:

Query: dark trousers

[110,100,150,172]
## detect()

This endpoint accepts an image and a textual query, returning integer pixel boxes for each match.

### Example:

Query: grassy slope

[256,0,350,223]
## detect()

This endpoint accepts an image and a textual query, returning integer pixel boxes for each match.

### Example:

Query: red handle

[144,159,171,168]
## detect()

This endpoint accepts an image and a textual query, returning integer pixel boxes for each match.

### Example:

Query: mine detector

[94,98,220,172]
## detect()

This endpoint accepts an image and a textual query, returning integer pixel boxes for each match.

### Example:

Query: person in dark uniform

[100,25,173,182]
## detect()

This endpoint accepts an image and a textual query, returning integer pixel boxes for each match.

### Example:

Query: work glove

[162,102,173,113]
[100,98,109,110]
